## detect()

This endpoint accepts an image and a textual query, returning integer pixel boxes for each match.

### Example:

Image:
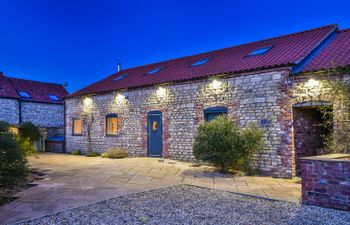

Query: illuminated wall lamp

[306,79,320,88]
[211,79,222,89]
[83,97,93,106]
[115,92,129,101]
[156,87,166,97]
[116,93,125,100]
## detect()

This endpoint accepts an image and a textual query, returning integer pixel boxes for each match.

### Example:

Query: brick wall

[21,102,64,128]
[293,108,329,175]
[0,98,19,125]
[301,155,350,211]
[66,69,295,178]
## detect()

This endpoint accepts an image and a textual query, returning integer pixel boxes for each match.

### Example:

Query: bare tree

[80,97,95,154]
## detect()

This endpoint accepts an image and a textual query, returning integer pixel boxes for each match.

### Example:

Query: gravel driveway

[18,185,349,225]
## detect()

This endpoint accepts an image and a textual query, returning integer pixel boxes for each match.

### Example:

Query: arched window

[204,107,228,122]
[106,114,118,136]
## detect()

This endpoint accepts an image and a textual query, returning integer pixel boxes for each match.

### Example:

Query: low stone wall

[300,154,350,211]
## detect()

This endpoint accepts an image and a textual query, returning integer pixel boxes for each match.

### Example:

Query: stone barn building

[0,72,68,151]
[65,24,350,178]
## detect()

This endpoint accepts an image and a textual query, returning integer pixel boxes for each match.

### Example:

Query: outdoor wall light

[83,97,93,106]
[211,79,222,89]
[156,87,166,97]
[82,96,94,114]
[116,93,125,101]
[123,92,129,99]
[306,79,320,88]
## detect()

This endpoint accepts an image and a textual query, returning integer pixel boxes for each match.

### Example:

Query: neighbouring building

[0,72,68,151]
[65,24,350,178]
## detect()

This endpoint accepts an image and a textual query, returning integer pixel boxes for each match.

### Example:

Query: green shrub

[238,123,264,173]
[0,121,10,134]
[100,152,109,158]
[18,122,40,156]
[85,152,99,157]
[18,122,40,142]
[0,127,27,185]
[71,150,81,155]
[193,115,264,174]
[19,140,36,156]
[103,147,128,159]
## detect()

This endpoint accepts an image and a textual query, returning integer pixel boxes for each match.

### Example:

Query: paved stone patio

[0,153,301,224]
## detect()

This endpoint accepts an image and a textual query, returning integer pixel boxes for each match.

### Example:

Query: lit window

[144,67,163,75]
[191,58,210,67]
[72,118,82,135]
[113,74,127,81]
[204,107,228,122]
[18,91,31,99]
[48,94,60,101]
[106,114,118,135]
[247,46,273,56]
[152,121,158,131]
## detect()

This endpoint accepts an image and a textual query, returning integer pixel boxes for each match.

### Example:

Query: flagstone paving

[0,153,301,224]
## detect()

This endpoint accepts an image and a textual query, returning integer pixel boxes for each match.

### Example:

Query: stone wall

[66,69,294,178]
[301,154,350,211]
[21,102,64,128]
[0,98,19,125]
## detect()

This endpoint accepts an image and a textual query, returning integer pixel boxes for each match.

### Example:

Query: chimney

[117,63,121,72]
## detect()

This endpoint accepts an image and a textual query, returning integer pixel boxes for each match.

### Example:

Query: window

[191,58,210,67]
[113,74,127,81]
[106,114,118,135]
[152,121,158,131]
[72,118,82,135]
[144,67,163,75]
[48,94,60,101]
[18,91,31,99]
[247,46,273,56]
[204,107,228,122]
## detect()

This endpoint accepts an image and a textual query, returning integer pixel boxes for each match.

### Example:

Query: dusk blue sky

[1,0,349,93]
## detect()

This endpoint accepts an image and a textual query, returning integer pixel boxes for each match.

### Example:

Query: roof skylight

[191,58,210,67]
[114,74,127,81]
[247,46,273,56]
[144,67,163,75]
[48,94,60,101]
[18,91,31,99]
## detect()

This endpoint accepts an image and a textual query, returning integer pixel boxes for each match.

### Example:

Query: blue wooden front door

[147,111,163,157]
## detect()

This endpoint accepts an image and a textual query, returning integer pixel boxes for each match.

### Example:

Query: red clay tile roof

[0,72,19,98]
[302,29,350,73]
[69,25,337,97]
[0,73,68,103]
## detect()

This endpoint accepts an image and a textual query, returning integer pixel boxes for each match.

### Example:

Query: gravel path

[18,185,349,225]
